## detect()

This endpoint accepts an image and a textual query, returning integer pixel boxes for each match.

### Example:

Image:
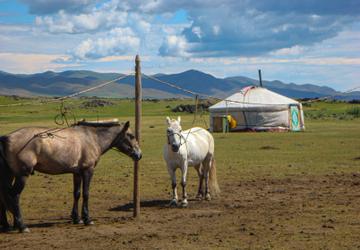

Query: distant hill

[0,69,359,100]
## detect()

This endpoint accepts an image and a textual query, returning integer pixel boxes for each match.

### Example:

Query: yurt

[209,86,305,132]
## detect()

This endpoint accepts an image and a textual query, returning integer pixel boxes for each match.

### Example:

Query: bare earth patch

[1,173,360,249]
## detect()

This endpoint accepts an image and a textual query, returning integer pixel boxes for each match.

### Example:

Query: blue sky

[0,0,359,91]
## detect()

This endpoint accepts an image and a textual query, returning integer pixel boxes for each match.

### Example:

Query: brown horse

[0,120,142,233]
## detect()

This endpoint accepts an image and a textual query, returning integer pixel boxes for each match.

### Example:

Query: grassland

[0,96,360,249]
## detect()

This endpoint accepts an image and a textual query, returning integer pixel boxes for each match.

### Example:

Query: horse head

[113,121,142,161]
[166,116,183,153]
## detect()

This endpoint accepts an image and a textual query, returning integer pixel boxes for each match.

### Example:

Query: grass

[1,96,359,202]
[0,96,359,180]
[303,100,360,120]
[346,106,360,117]
[0,96,360,249]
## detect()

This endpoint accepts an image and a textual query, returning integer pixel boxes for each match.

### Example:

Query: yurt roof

[209,86,300,111]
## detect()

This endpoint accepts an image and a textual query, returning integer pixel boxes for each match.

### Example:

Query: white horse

[163,116,220,207]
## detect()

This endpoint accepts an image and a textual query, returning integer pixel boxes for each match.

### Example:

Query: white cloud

[35,8,128,34]
[270,46,306,56]
[21,0,360,58]
[71,28,140,60]
[159,35,190,57]
[2,0,359,91]
[0,53,80,73]
[20,0,97,14]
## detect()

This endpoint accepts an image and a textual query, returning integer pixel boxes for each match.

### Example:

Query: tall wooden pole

[258,69,263,87]
[134,55,142,218]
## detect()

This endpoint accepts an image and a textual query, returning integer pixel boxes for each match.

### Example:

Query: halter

[167,128,192,147]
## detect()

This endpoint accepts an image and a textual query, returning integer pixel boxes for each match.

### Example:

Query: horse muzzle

[171,144,180,152]
[131,151,142,161]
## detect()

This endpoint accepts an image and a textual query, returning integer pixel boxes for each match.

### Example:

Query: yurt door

[289,105,301,131]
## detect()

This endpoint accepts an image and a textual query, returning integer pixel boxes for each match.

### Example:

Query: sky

[0,0,359,91]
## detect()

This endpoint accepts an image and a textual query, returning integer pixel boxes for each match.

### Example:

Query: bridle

[167,128,192,147]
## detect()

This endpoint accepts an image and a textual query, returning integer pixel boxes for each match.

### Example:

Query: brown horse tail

[209,157,220,195]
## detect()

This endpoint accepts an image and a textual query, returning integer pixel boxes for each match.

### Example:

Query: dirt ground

[1,172,360,250]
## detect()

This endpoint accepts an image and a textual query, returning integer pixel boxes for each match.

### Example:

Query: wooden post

[258,69,263,87]
[192,95,199,125]
[134,55,142,218]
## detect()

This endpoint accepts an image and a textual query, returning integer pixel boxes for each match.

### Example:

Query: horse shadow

[0,218,70,233]
[27,222,58,228]
[27,217,71,228]
[109,199,169,212]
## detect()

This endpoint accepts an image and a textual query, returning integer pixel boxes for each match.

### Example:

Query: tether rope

[143,73,360,106]
[57,74,133,101]
[0,73,134,107]
[1,71,359,107]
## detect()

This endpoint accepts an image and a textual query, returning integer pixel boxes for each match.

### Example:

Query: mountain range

[0,69,359,100]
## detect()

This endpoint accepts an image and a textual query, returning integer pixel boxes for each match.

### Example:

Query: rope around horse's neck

[176,128,192,151]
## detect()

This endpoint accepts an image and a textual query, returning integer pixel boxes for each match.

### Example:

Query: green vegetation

[1,95,359,191]
[346,105,360,117]
[0,96,360,249]
[303,100,360,120]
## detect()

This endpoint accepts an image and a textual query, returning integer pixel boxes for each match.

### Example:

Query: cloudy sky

[0,0,359,90]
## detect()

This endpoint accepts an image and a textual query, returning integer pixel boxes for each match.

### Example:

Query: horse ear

[166,116,171,125]
[177,116,181,123]
[122,121,130,133]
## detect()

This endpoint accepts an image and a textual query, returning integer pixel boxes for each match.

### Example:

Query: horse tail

[209,157,220,195]
[0,136,13,210]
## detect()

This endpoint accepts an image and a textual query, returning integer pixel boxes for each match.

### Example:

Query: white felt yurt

[209,86,305,132]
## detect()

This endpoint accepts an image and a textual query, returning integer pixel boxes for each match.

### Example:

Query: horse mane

[74,119,122,128]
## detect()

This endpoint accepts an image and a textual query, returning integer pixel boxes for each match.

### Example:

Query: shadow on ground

[109,199,169,212]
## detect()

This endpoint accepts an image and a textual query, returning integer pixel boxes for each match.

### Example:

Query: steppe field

[0,96,360,249]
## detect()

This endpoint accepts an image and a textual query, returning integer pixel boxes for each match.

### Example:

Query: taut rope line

[143,73,360,106]
[0,73,134,107]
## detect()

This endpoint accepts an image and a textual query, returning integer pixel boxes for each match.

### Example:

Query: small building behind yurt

[209,86,305,132]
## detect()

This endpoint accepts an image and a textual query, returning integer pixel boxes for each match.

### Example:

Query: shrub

[346,106,360,117]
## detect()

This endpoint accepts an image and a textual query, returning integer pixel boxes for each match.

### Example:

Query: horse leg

[203,158,211,201]
[167,166,178,207]
[0,152,12,232]
[0,201,10,232]
[81,168,94,225]
[71,173,82,224]
[180,163,188,207]
[9,176,29,233]
[194,164,204,200]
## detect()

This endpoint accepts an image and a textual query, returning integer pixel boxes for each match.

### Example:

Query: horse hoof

[205,194,211,201]
[169,199,178,207]
[72,219,83,225]
[20,227,30,233]
[196,194,203,200]
[180,200,188,208]
[0,226,11,233]
[84,220,94,226]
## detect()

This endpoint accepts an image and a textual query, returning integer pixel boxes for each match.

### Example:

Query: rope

[56,74,133,101]
[0,73,134,107]
[143,73,360,106]
[304,86,360,104]
[54,101,77,127]
[143,74,199,96]
[141,74,284,106]
[1,71,359,107]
